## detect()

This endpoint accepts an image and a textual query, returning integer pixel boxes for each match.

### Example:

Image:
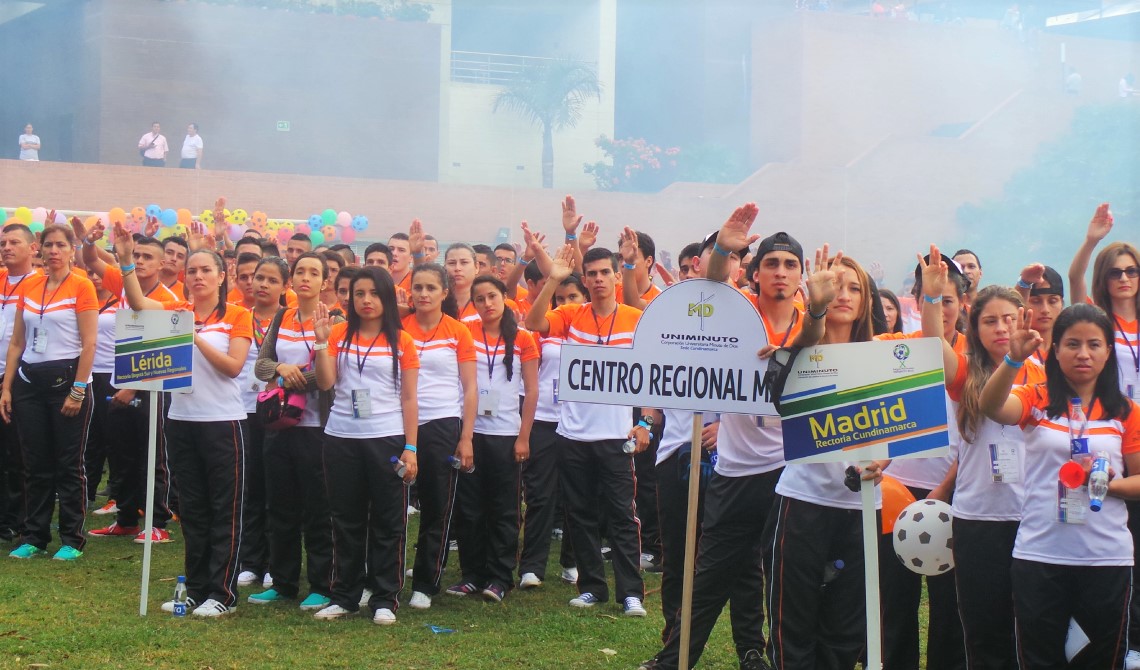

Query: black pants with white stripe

[263,426,332,599]
[520,420,562,580]
[106,390,172,529]
[454,433,521,590]
[12,364,93,551]
[764,495,871,670]
[1011,559,1130,669]
[652,467,775,668]
[952,518,1019,670]
[239,412,269,576]
[0,372,25,536]
[410,418,459,596]
[559,436,644,603]
[164,418,246,606]
[324,434,408,613]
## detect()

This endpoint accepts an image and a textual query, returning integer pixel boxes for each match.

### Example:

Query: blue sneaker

[248,589,286,605]
[9,543,45,559]
[569,592,601,608]
[52,546,83,561]
[299,593,331,611]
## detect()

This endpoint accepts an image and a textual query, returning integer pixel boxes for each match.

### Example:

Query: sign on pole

[777,337,949,670]
[115,309,194,616]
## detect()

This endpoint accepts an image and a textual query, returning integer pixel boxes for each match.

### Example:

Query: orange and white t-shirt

[165,302,253,422]
[1112,316,1139,401]
[402,314,476,423]
[324,323,419,439]
[544,301,641,442]
[1011,385,1140,566]
[19,272,98,367]
[0,269,35,376]
[616,281,662,306]
[467,320,538,436]
[101,265,180,307]
[166,278,186,300]
[265,308,323,428]
[93,294,121,375]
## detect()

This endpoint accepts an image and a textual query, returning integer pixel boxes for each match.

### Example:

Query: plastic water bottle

[106,395,142,408]
[447,455,475,474]
[622,436,638,454]
[1070,397,1089,456]
[390,455,408,479]
[172,575,188,617]
[821,559,845,587]
[1089,451,1110,512]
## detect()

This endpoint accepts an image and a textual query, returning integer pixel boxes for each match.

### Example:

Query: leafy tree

[493,58,602,189]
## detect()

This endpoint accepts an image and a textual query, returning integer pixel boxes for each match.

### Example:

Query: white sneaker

[405,568,414,578]
[406,505,419,516]
[160,597,196,613]
[560,567,578,584]
[623,596,647,617]
[373,607,397,625]
[192,598,234,618]
[359,588,373,607]
[408,591,432,610]
[313,604,354,620]
[569,592,600,608]
[262,573,274,588]
[237,570,259,586]
[519,572,542,589]
[1125,649,1140,670]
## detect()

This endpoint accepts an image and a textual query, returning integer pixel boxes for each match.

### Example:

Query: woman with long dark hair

[312,266,419,624]
[878,288,903,334]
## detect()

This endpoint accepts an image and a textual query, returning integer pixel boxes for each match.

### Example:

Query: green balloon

[310,230,325,247]
[28,221,45,234]
[321,209,336,227]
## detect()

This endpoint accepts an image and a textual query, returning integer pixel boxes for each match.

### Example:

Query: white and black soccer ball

[892,499,955,576]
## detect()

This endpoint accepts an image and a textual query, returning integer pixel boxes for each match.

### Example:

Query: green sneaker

[248,589,286,605]
[299,593,331,611]
[52,546,83,561]
[9,543,45,559]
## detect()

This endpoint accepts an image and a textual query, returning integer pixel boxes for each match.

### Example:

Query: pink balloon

[31,207,47,224]
[229,224,244,242]
[276,228,292,246]
[125,219,140,234]
[53,211,67,224]
[297,224,311,236]
[321,225,337,242]
[336,211,352,228]
[340,228,356,244]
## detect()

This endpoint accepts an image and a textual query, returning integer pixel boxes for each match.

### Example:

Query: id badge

[1070,437,1089,457]
[478,389,500,417]
[552,378,559,403]
[31,327,48,354]
[351,389,372,419]
[249,381,264,393]
[1057,481,1088,525]
[989,443,1019,483]
[1128,384,1137,401]
[756,415,781,428]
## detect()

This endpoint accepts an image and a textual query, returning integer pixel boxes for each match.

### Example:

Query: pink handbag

[256,386,307,430]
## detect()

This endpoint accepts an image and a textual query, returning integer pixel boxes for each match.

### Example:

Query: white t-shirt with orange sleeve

[19,272,98,367]
[1112,316,1139,401]
[0,270,34,377]
[324,323,419,439]
[403,314,476,424]
[468,320,538,437]
[534,335,564,424]
[269,308,322,428]
[166,302,253,422]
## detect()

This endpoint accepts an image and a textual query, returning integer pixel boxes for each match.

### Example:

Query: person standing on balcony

[138,122,168,168]
[180,124,204,170]
[18,124,40,161]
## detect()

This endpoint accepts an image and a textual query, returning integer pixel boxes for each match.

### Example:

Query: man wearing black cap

[642,203,805,670]
[953,249,983,308]
[1016,264,1064,367]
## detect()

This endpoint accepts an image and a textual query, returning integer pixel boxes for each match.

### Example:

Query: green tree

[493,58,602,189]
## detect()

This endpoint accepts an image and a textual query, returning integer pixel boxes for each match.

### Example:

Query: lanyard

[2,274,29,312]
[253,316,270,349]
[98,295,119,314]
[354,331,384,378]
[483,332,503,382]
[1114,316,1139,374]
[763,309,797,348]
[1067,398,1093,452]
[589,306,618,345]
[38,274,71,322]
[416,317,444,358]
[296,310,313,357]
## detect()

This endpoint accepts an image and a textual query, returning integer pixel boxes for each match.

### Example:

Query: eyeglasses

[1108,266,1139,280]
[496,257,516,265]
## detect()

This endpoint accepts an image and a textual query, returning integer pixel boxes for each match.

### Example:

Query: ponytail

[472,275,517,381]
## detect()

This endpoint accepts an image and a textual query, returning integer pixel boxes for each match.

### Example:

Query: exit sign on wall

[276,121,290,132]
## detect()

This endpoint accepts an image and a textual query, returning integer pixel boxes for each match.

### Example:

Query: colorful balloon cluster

[4,206,67,233]
[300,208,369,246]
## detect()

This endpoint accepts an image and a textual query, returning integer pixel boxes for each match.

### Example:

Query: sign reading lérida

[114,309,194,392]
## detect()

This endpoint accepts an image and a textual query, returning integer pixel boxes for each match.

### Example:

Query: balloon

[340,228,356,244]
[297,224,311,236]
[251,211,267,229]
[892,499,955,576]
[131,206,146,224]
[160,208,178,227]
[308,215,323,229]
[177,208,192,227]
[14,207,33,224]
[880,475,917,535]
[84,215,102,232]
[229,224,244,242]
[172,224,188,238]
[265,220,281,234]
[28,221,44,234]
[53,211,67,224]
[232,209,249,226]
[321,225,337,242]
[336,211,351,228]
[351,215,369,232]
[280,220,295,232]
[276,228,292,246]
[146,204,162,219]
[199,210,214,226]
[31,207,47,224]
[156,226,172,240]
[309,230,325,247]
[4,217,20,227]
[321,209,336,227]
[125,219,140,234]
[108,207,127,226]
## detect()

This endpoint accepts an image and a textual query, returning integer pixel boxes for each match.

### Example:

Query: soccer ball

[892,499,954,576]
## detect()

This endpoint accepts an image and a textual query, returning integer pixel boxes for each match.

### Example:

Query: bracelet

[923,294,943,304]
[519,258,531,266]
[72,381,88,389]
[82,238,94,248]
[637,420,650,429]
[622,262,636,271]
[1016,278,1033,290]
[404,444,417,454]
[808,305,828,320]
[120,263,136,273]
[313,342,328,351]
[712,242,730,257]
[68,390,85,401]
[1003,354,1025,369]
[412,252,424,259]
[565,233,577,241]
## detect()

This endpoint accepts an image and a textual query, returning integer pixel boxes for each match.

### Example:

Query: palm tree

[493,58,602,189]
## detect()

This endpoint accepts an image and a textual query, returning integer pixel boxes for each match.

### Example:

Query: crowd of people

[0,195,1137,670]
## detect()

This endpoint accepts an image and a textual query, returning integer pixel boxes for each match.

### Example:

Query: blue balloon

[308,215,323,229]
[160,208,178,227]
[351,215,369,232]
[146,204,162,219]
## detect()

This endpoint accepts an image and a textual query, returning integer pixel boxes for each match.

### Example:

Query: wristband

[923,294,943,304]
[712,242,730,257]
[412,252,424,259]
[519,258,531,266]
[120,263,136,273]
[72,381,88,389]
[1016,278,1033,290]
[404,444,417,454]
[622,262,636,271]
[313,342,328,351]
[565,233,577,241]
[1003,354,1025,369]
[637,420,650,430]
[808,305,828,320]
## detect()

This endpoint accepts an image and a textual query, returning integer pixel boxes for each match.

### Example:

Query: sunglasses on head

[1108,266,1139,280]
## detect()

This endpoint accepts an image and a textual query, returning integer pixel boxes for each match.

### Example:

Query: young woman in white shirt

[112,222,252,617]
[401,263,477,611]
[84,271,120,510]
[312,266,419,625]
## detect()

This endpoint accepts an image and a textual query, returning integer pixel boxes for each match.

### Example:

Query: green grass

[0,503,750,670]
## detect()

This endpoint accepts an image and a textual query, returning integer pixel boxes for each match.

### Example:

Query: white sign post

[114,309,194,616]
[779,338,950,670]
[558,279,770,670]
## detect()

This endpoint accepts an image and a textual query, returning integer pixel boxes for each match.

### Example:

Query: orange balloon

[177,208,192,227]
[880,475,917,535]
[108,207,127,226]
[85,215,102,231]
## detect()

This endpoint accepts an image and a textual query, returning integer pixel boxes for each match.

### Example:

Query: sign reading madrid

[556,278,775,415]
[114,309,194,392]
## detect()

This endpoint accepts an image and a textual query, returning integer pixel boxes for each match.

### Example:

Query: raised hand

[655,261,677,286]
[867,260,885,286]
[1086,203,1113,242]
[112,220,135,262]
[70,216,87,244]
[408,218,425,257]
[1009,307,1043,362]
[578,220,598,250]
[549,244,575,282]
[521,222,546,262]
[213,197,226,232]
[805,245,843,312]
[314,302,331,343]
[917,244,946,299]
[1018,263,1046,287]
[716,203,761,254]
[619,226,640,266]
[144,216,160,238]
[561,195,582,234]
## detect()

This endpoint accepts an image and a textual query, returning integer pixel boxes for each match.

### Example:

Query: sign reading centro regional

[114,309,194,392]
[779,338,949,464]
[556,278,774,415]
